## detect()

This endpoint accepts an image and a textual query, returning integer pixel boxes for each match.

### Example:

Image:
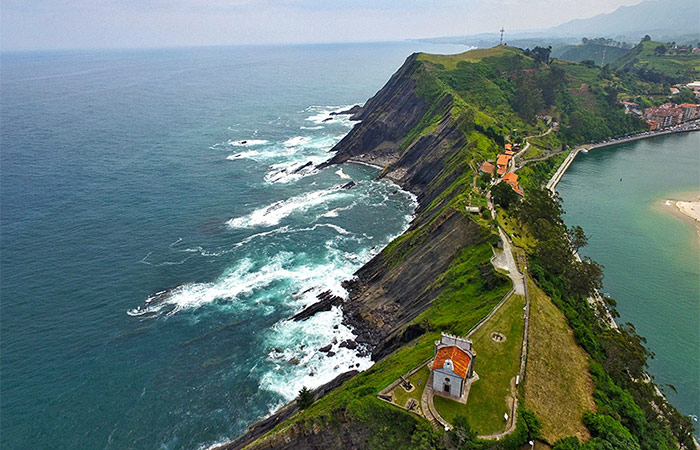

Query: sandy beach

[664,194,700,236]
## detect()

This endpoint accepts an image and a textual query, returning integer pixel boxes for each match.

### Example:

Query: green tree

[675,89,697,104]
[553,436,582,449]
[491,182,519,210]
[568,225,588,253]
[531,46,553,65]
[520,407,542,441]
[296,386,314,409]
[448,415,479,450]
[654,44,667,55]
[565,256,603,299]
[583,412,641,450]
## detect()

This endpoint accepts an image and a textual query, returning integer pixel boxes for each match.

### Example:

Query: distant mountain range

[548,0,699,38]
[418,0,699,49]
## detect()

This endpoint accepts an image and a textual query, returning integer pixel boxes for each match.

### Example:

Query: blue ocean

[0,42,468,449]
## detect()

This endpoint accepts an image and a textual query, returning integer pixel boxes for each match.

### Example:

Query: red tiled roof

[480,161,495,174]
[496,154,512,166]
[503,172,518,184]
[504,143,512,150]
[497,166,507,175]
[432,346,471,379]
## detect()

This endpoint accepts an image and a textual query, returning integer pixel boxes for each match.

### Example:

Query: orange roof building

[496,153,512,175]
[502,172,518,185]
[504,143,512,151]
[431,333,476,399]
[503,172,524,195]
[479,161,495,175]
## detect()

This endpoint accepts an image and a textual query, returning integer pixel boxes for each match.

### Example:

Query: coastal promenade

[547,119,700,192]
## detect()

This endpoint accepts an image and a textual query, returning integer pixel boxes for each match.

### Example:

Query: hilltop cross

[500,27,505,46]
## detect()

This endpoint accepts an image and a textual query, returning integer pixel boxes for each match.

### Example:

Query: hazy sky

[1,0,644,51]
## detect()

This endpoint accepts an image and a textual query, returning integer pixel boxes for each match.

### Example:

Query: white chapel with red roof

[431,333,476,399]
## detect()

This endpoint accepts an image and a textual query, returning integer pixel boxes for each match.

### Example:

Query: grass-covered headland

[224,42,697,450]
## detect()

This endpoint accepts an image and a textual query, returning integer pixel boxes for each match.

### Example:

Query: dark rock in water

[331,337,337,345]
[289,357,300,365]
[240,140,247,144]
[318,344,332,353]
[339,339,357,350]
[290,290,343,322]
[341,181,356,190]
[274,348,283,353]
[309,371,315,377]
[332,324,339,330]
[323,117,334,122]
[392,190,398,195]
[330,105,362,117]
[326,351,336,357]
[292,161,314,174]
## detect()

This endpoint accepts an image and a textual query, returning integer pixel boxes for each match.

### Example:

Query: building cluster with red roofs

[643,102,700,130]
[479,142,523,195]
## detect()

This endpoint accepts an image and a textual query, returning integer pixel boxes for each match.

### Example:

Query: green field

[524,277,595,444]
[433,293,525,435]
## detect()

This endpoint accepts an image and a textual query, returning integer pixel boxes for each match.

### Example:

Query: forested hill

[223,45,695,450]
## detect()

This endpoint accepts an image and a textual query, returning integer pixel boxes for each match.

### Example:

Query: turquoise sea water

[557,132,700,427]
[0,42,467,449]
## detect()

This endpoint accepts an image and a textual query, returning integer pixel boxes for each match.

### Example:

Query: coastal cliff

[225,46,696,450]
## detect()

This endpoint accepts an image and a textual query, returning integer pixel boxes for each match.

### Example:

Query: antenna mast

[500,27,505,46]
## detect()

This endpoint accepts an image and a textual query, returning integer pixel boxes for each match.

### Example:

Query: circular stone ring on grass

[491,332,506,342]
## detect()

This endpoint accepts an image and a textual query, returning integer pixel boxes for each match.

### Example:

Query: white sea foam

[263,160,320,184]
[226,187,351,228]
[335,168,351,180]
[304,105,358,128]
[319,202,357,218]
[229,139,268,147]
[284,136,312,147]
[128,254,291,317]
[227,150,260,160]
[260,306,373,401]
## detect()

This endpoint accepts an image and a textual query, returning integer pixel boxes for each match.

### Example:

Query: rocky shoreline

[216,53,489,450]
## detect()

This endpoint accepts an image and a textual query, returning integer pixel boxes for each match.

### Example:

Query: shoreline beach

[663,194,700,237]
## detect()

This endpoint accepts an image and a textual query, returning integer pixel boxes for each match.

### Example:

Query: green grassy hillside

[612,40,700,83]
[554,44,630,66]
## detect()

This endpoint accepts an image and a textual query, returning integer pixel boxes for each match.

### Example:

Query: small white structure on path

[431,333,476,398]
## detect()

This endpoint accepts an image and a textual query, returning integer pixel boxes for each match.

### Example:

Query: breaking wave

[226,186,352,229]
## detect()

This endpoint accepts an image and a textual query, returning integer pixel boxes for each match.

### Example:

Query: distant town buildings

[644,102,700,129]
[620,101,642,116]
[686,81,700,99]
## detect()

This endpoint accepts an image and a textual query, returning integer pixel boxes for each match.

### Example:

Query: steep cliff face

[323,53,430,170]
[327,56,484,359]
[227,49,509,450]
